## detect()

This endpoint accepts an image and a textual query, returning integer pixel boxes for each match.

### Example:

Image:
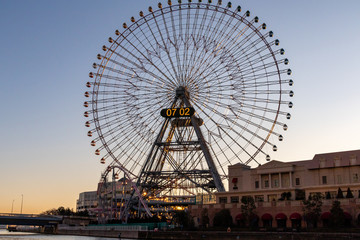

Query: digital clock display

[160,107,195,118]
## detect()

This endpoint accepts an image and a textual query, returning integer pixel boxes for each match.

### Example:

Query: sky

[0,0,359,214]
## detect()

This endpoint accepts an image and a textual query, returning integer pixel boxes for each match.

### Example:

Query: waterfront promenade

[56,228,360,240]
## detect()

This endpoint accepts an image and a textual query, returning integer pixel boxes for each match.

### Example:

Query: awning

[275,213,287,220]
[344,212,352,220]
[235,213,244,221]
[290,212,302,220]
[261,213,273,221]
[321,212,331,220]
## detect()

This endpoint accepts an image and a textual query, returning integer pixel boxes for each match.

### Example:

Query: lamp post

[20,194,23,214]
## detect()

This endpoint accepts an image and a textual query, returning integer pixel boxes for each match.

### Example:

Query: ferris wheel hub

[175,86,190,99]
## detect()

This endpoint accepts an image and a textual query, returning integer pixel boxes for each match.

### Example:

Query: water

[0,229,124,240]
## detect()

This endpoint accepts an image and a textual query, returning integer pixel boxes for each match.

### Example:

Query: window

[232,177,238,190]
[230,196,239,203]
[283,177,290,187]
[255,181,259,189]
[337,175,342,184]
[353,173,359,182]
[255,195,264,202]
[322,176,327,184]
[219,197,227,203]
[268,194,277,202]
[295,177,300,186]
[264,180,269,188]
[274,179,279,187]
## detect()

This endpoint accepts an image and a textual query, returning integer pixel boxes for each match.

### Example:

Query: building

[76,191,98,215]
[190,149,360,228]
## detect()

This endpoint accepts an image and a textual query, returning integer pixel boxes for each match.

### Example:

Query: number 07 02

[161,107,195,118]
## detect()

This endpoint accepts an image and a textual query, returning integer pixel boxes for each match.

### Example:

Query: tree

[285,192,291,200]
[41,206,76,216]
[213,209,233,227]
[76,209,90,217]
[240,196,256,226]
[329,200,345,228]
[280,192,286,201]
[336,188,344,199]
[346,188,354,198]
[302,193,323,228]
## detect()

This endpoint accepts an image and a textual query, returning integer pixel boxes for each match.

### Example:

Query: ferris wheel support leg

[121,98,179,221]
[137,98,178,185]
[182,97,225,192]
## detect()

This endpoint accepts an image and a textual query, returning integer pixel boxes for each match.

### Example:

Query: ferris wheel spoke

[238,60,282,77]
[140,15,180,84]
[185,34,213,78]
[193,101,261,163]
[233,35,269,60]
[235,42,279,68]
[110,34,178,88]
[187,51,238,90]
[204,123,235,169]
[183,7,218,82]
[230,102,287,118]
[180,3,192,85]
[102,60,172,94]
[191,43,275,90]
[232,95,290,105]
[232,79,289,89]
[227,24,262,57]
[183,4,201,83]
[107,130,150,160]
[159,10,183,82]
[194,97,282,146]
[168,6,184,82]
[231,105,287,127]
[98,65,171,91]
[210,115,269,164]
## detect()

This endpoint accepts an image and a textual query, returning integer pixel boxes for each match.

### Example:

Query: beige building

[76,191,98,215]
[190,149,360,228]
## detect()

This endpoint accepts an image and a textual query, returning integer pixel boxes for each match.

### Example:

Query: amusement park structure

[83,0,294,222]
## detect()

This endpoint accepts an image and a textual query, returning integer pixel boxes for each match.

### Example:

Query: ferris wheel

[84,0,293,199]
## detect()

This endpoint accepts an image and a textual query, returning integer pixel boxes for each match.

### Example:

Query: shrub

[213,209,233,227]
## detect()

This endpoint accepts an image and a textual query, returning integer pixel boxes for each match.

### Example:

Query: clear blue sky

[0,0,359,213]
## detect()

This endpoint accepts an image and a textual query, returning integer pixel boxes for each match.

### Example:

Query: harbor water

[0,229,124,240]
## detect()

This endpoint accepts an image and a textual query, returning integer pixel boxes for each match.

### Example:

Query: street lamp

[11,200,15,214]
[20,194,23,214]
